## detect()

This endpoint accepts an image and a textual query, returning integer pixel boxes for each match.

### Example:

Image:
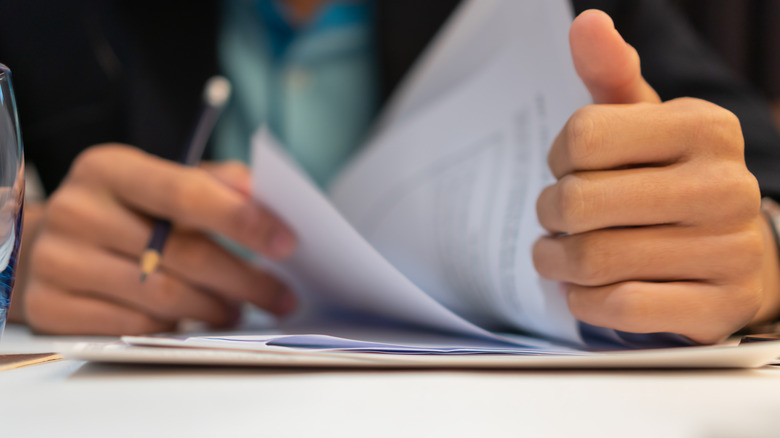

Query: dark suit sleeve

[0,0,218,194]
[574,0,780,199]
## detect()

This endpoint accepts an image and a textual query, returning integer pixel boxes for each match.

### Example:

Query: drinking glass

[0,64,24,341]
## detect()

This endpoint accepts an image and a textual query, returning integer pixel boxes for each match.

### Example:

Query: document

[248,0,589,352]
[65,335,780,369]
[122,328,583,355]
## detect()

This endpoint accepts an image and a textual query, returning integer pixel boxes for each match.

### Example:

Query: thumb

[570,9,661,104]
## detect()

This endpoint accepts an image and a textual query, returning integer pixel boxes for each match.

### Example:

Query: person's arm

[534,9,780,344]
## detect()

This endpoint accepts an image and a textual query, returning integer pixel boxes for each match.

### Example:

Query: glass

[0,64,24,341]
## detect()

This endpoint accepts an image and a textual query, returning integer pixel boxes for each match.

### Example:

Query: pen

[139,75,232,282]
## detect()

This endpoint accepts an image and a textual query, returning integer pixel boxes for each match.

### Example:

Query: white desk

[3,323,780,438]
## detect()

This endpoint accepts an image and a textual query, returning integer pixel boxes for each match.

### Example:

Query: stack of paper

[60,0,780,368]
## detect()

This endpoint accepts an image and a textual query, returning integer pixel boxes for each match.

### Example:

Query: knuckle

[45,190,78,229]
[69,148,104,180]
[168,168,210,215]
[712,105,742,132]
[45,187,94,232]
[708,109,744,156]
[565,105,604,166]
[673,98,743,156]
[68,144,131,181]
[708,104,742,136]
[737,168,761,204]
[710,164,761,224]
[732,171,762,219]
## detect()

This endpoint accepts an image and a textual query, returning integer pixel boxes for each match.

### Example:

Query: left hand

[532,10,780,344]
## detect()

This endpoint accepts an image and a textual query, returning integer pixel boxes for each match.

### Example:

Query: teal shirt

[214,0,378,188]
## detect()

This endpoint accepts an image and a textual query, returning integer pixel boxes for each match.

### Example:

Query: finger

[536,163,755,234]
[44,187,298,316]
[201,161,252,196]
[548,98,744,179]
[533,226,761,287]
[159,230,298,316]
[68,145,296,259]
[46,184,153,256]
[565,280,760,344]
[31,233,235,326]
[549,103,680,179]
[25,281,175,335]
[570,10,661,104]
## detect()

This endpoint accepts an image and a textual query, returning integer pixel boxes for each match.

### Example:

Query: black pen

[139,76,232,282]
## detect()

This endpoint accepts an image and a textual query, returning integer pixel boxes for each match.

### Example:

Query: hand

[533,10,780,344]
[19,144,298,335]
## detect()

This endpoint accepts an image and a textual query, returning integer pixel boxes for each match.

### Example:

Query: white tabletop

[3,323,780,438]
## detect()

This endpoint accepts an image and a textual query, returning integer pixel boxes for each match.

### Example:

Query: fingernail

[268,228,296,260]
[274,291,298,317]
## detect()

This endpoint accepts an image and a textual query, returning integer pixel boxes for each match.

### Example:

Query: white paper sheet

[330,0,589,342]
[252,130,505,342]
[330,47,581,343]
[249,0,590,350]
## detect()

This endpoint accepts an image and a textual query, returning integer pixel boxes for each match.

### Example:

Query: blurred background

[674,0,780,127]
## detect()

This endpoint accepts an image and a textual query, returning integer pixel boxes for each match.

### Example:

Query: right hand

[20,144,298,335]
[532,10,773,344]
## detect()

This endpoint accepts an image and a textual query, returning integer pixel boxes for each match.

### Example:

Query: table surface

[3,324,780,438]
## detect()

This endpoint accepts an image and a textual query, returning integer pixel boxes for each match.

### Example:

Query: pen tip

[139,250,161,283]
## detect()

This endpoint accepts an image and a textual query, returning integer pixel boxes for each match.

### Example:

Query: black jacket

[2,0,779,196]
